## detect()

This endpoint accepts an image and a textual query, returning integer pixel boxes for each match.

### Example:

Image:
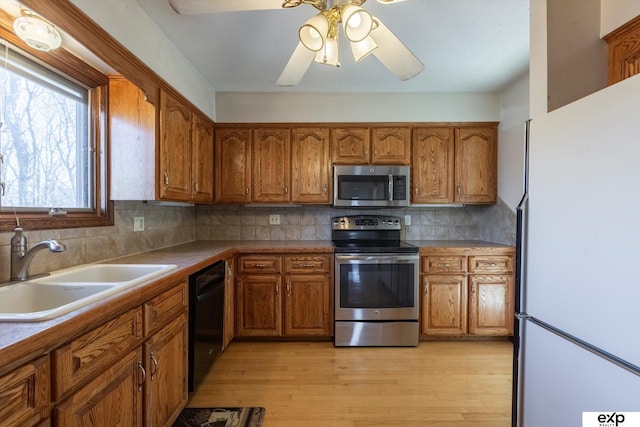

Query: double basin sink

[0,263,177,322]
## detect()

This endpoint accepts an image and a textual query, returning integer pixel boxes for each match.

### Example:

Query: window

[0,41,111,231]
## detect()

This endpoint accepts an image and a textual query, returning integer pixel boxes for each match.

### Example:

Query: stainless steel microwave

[333,165,410,207]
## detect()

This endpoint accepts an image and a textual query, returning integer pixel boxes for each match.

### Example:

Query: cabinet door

[191,114,214,203]
[54,349,143,427]
[468,274,514,336]
[331,127,370,164]
[421,275,468,336]
[291,128,331,203]
[0,356,49,427]
[215,128,252,202]
[455,127,497,204]
[144,313,188,427]
[284,274,332,337]
[252,128,291,202]
[371,127,411,165]
[158,89,192,201]
[108,77,156,200]
[223,258,235,350]
[236,275,282,337]
[412,127,455,203]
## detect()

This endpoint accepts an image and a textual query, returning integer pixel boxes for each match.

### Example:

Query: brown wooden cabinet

[52,281,188,427]
[412,125,497,204]
[455,127,497,204]
[252,128,291,202]
[420,248,514,337]
[215,127,252,202]
[604,15,640,85]
[109,79,214,203]
[0,355,50,427]
[412,127,455,204]
[236,253,332,338]
[331,127,411,165]
[223,257,235,350]
[291,128,331,203]
[191,114,215,203]
[158,89,193,201]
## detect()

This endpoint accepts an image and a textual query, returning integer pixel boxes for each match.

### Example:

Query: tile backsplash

[195,198,516,245]
[0,199,515,282]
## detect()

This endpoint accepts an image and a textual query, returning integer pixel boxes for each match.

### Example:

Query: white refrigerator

[513,74,640,427]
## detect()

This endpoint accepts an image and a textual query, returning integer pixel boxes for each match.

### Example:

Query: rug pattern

[173,407,265,427]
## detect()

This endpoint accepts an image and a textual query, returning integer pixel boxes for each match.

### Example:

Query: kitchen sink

[0,263,177,322]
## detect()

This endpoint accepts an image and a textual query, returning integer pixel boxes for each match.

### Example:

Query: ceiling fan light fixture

[341,5,373,42]
[350,36,377,62]
[299,13,329,51]
[13,10,62,52]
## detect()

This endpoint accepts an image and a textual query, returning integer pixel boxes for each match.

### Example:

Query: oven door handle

[335,254,418,263]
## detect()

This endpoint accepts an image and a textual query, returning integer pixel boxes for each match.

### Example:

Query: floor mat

[173,407,266,427]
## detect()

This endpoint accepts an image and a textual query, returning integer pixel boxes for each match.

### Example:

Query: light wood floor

[188,340,513,427]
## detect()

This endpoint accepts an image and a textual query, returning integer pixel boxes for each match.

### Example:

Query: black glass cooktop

[332,240,419,254]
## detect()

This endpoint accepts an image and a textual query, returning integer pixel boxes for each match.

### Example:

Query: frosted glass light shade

[342,5,373,42]
[350,36,377,61]
[13,15,62,52]
[299,14,329,52]
[314,37,339,67]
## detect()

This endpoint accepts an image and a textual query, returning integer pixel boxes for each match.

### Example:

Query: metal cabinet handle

[415,186,418,195]
[286,280,291,296]
[457,184,461,194]
[323,184,328,195]
[137,361,146,391]
[163,171,169,188]
[424,283,428,296]
[276,284,280,297]
[150,352,158,380]
[364,149,368,158]
[253,263,267,268]
[245,187,249,197]
[284,185,288,194]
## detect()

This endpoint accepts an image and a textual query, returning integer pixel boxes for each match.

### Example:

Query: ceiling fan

[168,0,423,86]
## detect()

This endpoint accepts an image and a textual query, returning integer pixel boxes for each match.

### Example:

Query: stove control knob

[394,219,400,225]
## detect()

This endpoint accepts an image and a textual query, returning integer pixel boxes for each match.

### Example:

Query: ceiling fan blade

[369,18,424,81]
[277,42,315,86]
[168,0,283,14]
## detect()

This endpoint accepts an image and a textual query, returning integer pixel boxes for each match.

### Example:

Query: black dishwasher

[188,260,225,392]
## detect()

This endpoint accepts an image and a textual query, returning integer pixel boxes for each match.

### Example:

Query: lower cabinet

[236,254,332,338]
[50,281,188,427]
[0,355,50,427]
[420,248,515,337]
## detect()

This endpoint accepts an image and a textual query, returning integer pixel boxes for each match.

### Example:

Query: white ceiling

[134,0,530,93]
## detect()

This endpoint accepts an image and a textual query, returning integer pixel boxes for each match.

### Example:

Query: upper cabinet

[331,127,411,165]
[215,128,252,203]
[291,128,331,204]
[109,79,214,203]
[412,125,497,205]
[252,128,291,203]
[215,126,332,204]
[158,90,192,201]
[604,15,640,85]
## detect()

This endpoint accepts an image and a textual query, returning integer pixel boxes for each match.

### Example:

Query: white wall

[498,73,530,211]
[69,0,216,120]
[215,92,500,123]
[601,0,640,35]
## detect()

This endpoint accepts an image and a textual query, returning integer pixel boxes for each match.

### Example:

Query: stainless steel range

[332,215,419,347]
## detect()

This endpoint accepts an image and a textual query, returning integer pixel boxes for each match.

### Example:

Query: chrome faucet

[10,227,66,281]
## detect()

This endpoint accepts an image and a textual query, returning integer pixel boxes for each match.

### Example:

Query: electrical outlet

[269,214,280,225]
[134,216,145,232]
[404,215,411,226]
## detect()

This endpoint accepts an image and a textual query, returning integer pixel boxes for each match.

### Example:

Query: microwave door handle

[388,175,393,201]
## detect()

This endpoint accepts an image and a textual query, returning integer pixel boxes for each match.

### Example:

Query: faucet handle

[11,227,27,250]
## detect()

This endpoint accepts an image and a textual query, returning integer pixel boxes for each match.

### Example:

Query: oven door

[335,253,419,321]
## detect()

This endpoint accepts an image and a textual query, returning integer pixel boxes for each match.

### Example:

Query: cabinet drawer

[0,355,50,427]
[144,281,188,336]
[468,255,514,273]
[284,255,332,274]
[52,307,143,401]
[237,255,282,274]
[421,255,466,273]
